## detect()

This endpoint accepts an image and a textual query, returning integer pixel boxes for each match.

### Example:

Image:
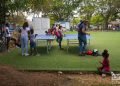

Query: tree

[95,0,120,29]
[49,0,82,21]
[0,0,6,37]
[90,14,104,30]
[90,14,103,25]
[78,0,96,27]
[29,0,53,17]
[0,0,7,51]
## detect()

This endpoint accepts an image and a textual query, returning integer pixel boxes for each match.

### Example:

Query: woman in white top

[21,22,30,56]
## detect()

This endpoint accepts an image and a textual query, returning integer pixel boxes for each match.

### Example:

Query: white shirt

[21,27,30,37]
[6,27,11,37]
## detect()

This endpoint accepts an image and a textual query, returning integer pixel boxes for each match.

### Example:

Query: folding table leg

[36,39,40,55]
[47,40,49,54]
[67,39,69,52]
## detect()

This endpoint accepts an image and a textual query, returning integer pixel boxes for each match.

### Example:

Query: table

[63,34,91,52]
[35,34,55,53]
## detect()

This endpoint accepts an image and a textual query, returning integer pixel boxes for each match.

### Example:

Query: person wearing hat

[77,20,90,56]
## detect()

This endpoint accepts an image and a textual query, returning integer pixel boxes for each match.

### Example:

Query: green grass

[0,31,120,71]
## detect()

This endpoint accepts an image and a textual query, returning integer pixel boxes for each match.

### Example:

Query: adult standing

[21,22,30,56]
[5,23,11,52]
[77,20,89,56]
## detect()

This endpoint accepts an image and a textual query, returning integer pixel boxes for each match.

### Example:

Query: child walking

[98,49,110,77]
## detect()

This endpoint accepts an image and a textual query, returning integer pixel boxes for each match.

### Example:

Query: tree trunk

[104,16,109,30]
[104,20,108,30]
[0,0,6,52]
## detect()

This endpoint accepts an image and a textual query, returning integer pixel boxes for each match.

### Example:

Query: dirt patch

[0,65,113,86]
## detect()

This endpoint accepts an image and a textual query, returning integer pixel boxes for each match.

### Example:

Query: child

[98,49,110,77]
[45,31,48,35]
[30,29,37,55]
[55,25,63,50]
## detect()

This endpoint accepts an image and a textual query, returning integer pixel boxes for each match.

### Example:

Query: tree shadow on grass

[36,46,56,55]
[62,46,79,55]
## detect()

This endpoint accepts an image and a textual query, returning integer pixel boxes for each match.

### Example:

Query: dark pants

[30,42,37,55]
[56,37,62,49]
[30,47,37,55]
[6,37,10,50]
[78,35,87,53]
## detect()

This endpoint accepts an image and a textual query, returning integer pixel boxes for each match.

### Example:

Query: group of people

[77,20,110,77]
[20,22,38,56]
[22,20,111,77]
[2,21,64,56]
[2,22,37,56]
[2,20,110,77]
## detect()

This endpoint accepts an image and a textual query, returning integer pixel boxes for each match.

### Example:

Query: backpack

[86,50,93,55]
[92,49,99,56]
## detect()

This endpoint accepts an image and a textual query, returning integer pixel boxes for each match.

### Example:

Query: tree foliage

[93,0,120,29]
[78,0,120,29]
[49,0,82,21]
[0,0,120,29]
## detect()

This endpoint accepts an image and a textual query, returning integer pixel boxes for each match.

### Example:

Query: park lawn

[0,31,120,71]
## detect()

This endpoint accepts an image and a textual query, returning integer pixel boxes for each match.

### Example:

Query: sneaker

[25,53,29,56]
[102,74,106,78]
[16,45,20,48]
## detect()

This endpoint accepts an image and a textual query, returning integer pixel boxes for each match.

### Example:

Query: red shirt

[55,30,62,37]
[102,58,110,72]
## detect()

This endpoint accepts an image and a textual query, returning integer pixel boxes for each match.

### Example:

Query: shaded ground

[0,65,113,86]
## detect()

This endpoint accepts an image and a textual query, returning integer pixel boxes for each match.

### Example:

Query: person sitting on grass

[98,49,110,77]
[30,29,38,55]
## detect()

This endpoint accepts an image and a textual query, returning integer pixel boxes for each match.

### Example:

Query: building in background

[55,21,70,31]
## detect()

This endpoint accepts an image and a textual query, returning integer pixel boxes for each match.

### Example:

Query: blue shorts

[30,42,36,48]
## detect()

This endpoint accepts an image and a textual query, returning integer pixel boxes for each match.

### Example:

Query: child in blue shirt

[30,29,37,55]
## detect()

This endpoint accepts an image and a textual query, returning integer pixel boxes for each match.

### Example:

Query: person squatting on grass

[77,20,90,56]
[98,49,110,77]
[55,25,64,50]
[10,29,21,48]
[29,29,37,55]
[20,22,30,56]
